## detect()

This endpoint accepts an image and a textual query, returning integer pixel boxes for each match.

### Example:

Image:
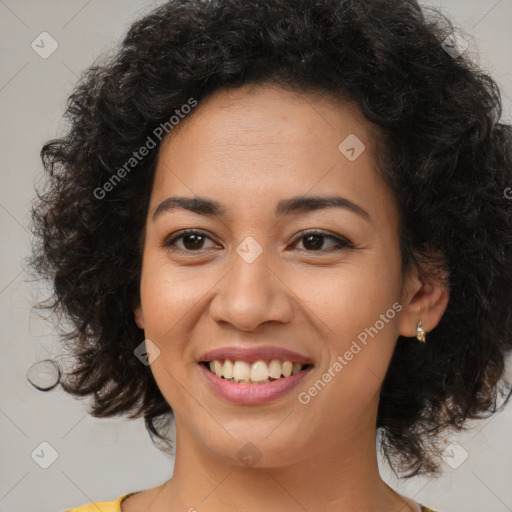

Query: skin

[127,83,449,512]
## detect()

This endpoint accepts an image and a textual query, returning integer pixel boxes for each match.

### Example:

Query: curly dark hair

[29,0,512,478]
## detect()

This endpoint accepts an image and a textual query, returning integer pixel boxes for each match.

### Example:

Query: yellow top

[63,492,138,512]
[64,492,439,512]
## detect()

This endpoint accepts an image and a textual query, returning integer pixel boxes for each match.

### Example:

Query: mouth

[197,346,314,403]
[200,359,314,385]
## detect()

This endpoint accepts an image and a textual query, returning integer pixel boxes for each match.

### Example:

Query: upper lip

[199,345,314,365]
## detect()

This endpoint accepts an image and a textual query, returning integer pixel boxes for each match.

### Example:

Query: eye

[163,229,219,252]
[163,228,353,254]
[290,229,353,252]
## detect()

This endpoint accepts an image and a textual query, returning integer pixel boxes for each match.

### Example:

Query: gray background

[0,1,511,511]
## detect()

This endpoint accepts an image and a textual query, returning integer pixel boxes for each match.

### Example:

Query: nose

[208,245,294,331]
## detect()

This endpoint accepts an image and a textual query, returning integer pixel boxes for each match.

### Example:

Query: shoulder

[63,492,137,512]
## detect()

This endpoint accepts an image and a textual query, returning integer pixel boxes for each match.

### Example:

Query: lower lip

[199,363,313,405]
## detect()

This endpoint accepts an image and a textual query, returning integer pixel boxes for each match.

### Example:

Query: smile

[203,359,313,384]
[198,345,314,404]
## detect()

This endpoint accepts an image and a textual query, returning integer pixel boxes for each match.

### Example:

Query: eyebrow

[152,195,371,222]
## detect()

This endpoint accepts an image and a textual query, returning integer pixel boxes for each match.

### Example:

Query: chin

[198,422,312,469]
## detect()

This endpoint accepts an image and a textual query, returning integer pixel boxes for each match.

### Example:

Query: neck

[153,409,419,512]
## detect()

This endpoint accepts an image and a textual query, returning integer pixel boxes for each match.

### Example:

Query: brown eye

[164,230,219,252]
[292,230,353,252]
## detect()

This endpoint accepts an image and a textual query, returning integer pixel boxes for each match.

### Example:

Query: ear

[133,303,145,330]
[398,260,449,338]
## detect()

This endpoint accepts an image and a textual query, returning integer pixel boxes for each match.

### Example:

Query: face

[134,84,418,468]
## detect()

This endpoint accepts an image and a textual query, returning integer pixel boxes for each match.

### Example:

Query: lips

[199,363,313,404]
[199,345,313,365]
[197,345,314,404]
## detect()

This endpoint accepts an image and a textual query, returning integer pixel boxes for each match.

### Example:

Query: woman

[30,0,512,511]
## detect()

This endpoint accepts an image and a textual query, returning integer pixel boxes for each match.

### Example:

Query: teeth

[210,360,223,376]
[268,359,282,378]
[251,360,269,382]
[232,361,251,381]
[282,361,293,377]
[222,359,234,379]
[207,359,306,383]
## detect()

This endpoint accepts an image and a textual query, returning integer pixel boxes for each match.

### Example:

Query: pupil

[304,234,323,250]
[184,234,204,250]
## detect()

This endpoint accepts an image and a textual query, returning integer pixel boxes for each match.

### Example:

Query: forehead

[162,84,375,156]
[149,84,395,226]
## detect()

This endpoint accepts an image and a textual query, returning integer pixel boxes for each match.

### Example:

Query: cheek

[285,256,401,341]
[295,289,399,432]
[139,258,213,335]
[138,266,202,407]
[288,258,401,403]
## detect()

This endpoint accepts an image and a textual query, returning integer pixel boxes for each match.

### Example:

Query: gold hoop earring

[416,320,426,343]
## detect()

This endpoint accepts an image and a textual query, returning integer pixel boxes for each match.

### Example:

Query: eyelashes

[290,229,354,252]
[163,229,220,252]
[163,228,354,255]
